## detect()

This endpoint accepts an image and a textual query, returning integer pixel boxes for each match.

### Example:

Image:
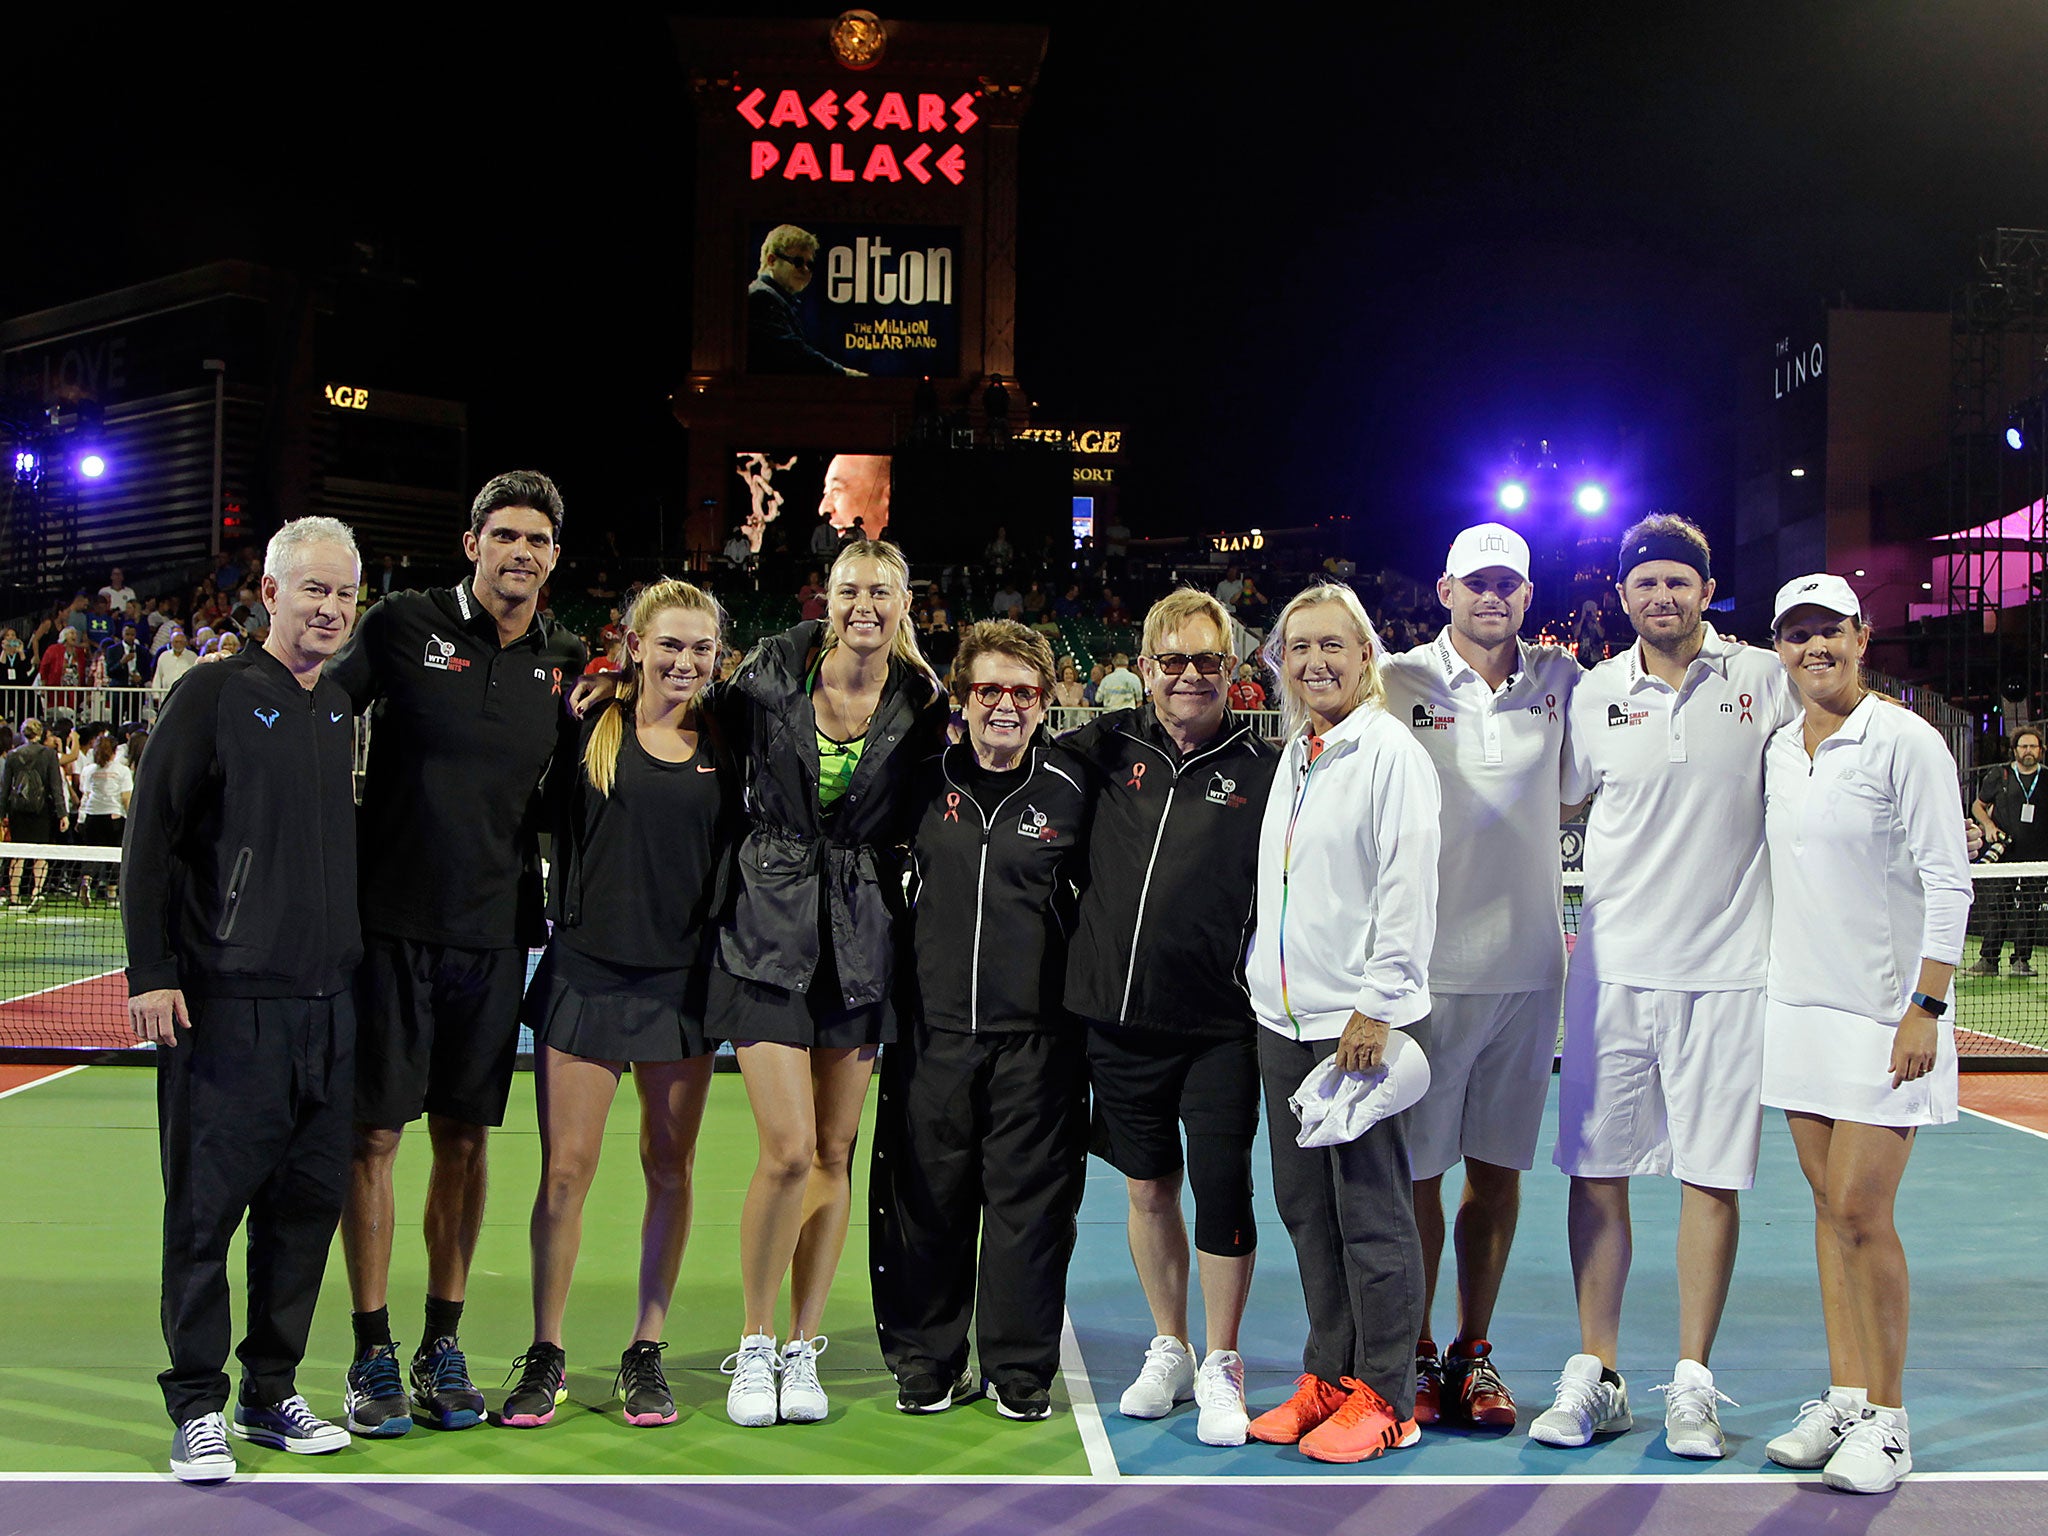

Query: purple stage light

[1574,483,1606,514]
[78,452,107,479]
[1497,481,1528,511]
[12,449,37,480]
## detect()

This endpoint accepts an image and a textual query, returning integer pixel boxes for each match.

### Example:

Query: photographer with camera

[1969,727,2048,975]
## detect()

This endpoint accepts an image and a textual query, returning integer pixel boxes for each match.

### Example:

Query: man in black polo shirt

[328,471,585,1436]
[1971,726,2048,975]
[125,515,364,1482]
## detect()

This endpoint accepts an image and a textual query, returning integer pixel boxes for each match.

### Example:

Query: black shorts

[354,935,528,1129]
[1084,1021,1260,1180]
[706,965,894,1050]
[6,812,56,846]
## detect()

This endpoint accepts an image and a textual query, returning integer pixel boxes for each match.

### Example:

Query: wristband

[1909,991,1947,1018]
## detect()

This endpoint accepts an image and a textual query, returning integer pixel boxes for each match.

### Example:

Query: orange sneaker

[1298,1378,1421,1464]
[1446,1338,1517,1429]
[1247,1373,1348,1445]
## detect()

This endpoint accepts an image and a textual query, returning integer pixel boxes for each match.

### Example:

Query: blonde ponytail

[583,577,725,796]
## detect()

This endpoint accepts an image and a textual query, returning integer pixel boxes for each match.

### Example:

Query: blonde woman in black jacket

[710,540,948,1428]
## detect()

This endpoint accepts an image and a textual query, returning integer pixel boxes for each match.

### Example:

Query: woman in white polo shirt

[1242,582,1441,1464]
[1758,573,1971,1496]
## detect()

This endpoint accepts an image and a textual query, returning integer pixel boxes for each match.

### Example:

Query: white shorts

[1405,987,1561,1181]
[1761,998,1958,1128]
[1553,967,1765,1190]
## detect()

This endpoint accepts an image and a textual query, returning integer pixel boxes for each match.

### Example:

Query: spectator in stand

[1573,600,1606,670]
[1227,663,1266,712]
[143,597,170,641]
[1021,581,1050,625]
[41,625,93,712]
[1085,662,1108,705]
[215,632,244,660]
[0,631,36,717]
[84,595,116,645]
[1214,567,1245,610]
[2,719,70,909]
[1054,656,1087,713]
[984,525,1016,581]
[809,517,840,563]
[597,608,626,656]
[76,728,132,904]
[1056,582,1085,620]
[991,580,1023,622]
[799,570,829,623]
[374,555,402,597]
[153,630,198,701]
[101,567,138,611]
[723,527,756,572]
[1235,575,1273,631]
[1096,653,1144,713]
[1103,591,1131,628]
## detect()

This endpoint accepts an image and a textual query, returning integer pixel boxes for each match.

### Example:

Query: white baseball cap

[1771,572,1863,632]
[1445,522,1531,582]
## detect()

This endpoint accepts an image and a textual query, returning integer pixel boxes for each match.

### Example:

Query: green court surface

[0,1067,1094,1477]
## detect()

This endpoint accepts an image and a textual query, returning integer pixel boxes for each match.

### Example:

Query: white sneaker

[1194,1349,1249,1446]
[1118,1335,1195,1419]
[779,1335,829,1424]
[1654,1358,1734,1459]
[169,1411,235,1483]
[1528,1352,1633,1447]
[721,1334,780,1428]
[1767,1391,1862,1469]
[1823,1407,1911,1493]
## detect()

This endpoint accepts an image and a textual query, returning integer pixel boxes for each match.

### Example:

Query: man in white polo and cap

[1531,512,1798,1460]
[1383,521,1580,1432]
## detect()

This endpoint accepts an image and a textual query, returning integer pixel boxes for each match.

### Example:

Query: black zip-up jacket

[714,621,949,1006]
[1061,706,1279,1037]
[904,741,1092,1034]
[122,646,362,999]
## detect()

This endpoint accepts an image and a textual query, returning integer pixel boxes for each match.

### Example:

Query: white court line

[1961,1104,2048,1144]
[4,1470,2048,1486]
[1058,1307,1120,1480]
[0,1062,87,1101]
[0,966,127,1007]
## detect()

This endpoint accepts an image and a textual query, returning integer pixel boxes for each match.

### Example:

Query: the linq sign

[736,85,981,186]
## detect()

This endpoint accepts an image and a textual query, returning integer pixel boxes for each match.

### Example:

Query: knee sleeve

[1187,1133,1257,1256]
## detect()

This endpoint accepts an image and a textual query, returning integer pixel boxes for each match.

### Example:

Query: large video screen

[744,222,962,378]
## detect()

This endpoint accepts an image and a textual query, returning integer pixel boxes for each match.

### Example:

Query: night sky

[7,4,2047,579]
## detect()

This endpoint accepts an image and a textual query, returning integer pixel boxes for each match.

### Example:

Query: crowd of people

[120,471,1975,1500]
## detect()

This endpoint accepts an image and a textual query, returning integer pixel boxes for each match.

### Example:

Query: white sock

[1866,1403,1907,1429]
[1827,1384,1868,1409]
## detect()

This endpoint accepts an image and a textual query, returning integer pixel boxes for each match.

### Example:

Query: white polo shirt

[1383,630,1578,993]
[1764,694,1971,1020]
[1563,624,1797,991]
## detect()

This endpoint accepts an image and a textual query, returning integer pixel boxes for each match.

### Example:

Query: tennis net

[3,849,2043,1066]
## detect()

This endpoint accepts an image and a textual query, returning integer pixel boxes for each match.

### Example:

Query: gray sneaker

[1528,1353,1632,1447]
[170,1411,235,1483]
[1654,1358,1733,1459]
[2012,958,2035,977]
[1967,957,2000,976]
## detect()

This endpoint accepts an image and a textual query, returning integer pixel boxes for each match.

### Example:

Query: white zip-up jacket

[1248,700,1441,1040]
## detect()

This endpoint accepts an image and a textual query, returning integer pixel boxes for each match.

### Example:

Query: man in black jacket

[124,515,364,1483]
[2,718,70,908]
[1062,588,1279,1447]
[326,471,585,1437]
[746,223,867,376]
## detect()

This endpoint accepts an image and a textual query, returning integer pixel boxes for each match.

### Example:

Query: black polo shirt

[328,581,586,949]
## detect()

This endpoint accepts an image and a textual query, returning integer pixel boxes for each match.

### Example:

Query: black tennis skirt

[522,940,714,1064]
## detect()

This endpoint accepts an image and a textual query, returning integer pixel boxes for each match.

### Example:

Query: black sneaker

[615,1340,676,1427]
[343,1341,413,1437]
[896,1365,976,1414]
[500,1342,568,1428]
[987,1376,1052,1421]
[410,1336,486,1430]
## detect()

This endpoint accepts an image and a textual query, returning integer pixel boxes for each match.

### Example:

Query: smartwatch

[1909,991,1948,1018]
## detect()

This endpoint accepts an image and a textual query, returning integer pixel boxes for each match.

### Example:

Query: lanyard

[2017,767,2040,805]
[1277,732,1331,1037]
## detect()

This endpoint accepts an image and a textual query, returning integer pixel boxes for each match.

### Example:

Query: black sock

[1601,1366,1623,1387]
[352,1307,393,1357]
[422,1295,464,1351]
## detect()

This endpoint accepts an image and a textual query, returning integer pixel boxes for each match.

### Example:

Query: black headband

[1618,533,1710,586]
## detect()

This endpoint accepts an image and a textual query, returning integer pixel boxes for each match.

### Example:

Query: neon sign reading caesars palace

[736,87,981,185]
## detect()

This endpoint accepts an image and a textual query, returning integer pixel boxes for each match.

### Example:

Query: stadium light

[1574,483,1607,514]
[78,452,107,479]
[11,449,37,482]
[1497,481,1528,512]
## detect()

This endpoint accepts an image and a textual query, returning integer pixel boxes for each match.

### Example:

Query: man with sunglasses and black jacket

[1061,587,1280,1448]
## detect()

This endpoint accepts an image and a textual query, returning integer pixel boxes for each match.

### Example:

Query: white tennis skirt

[1760,998,1958,1128]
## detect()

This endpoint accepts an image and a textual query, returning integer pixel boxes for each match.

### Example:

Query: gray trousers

[1258,1027,1425,1416]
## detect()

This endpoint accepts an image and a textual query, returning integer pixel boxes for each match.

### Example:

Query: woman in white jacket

[1243,582,1441,1464]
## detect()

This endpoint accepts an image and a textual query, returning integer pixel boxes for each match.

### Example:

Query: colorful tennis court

[3,1063,2045,1532]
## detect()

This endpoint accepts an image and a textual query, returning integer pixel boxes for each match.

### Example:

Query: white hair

[265,516,360,586]
[1260,582,1388,742]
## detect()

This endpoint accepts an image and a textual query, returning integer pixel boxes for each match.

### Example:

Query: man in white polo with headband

[1383,521,1580,1433]
[1531,513,1796,1459]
